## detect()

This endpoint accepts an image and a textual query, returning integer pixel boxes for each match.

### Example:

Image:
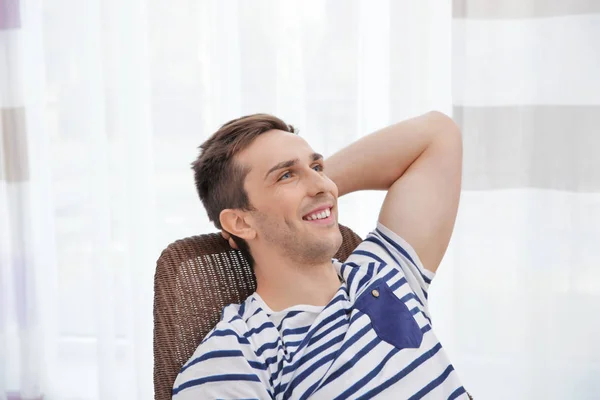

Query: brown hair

[192,113,296,266]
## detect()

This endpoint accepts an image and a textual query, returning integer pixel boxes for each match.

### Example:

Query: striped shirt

[173,223,468,399]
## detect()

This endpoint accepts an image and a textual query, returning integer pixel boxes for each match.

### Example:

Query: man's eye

[313,164,323,172]
[278,172,291,181]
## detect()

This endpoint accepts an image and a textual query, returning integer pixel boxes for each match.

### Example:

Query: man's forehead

[240,130,314,172]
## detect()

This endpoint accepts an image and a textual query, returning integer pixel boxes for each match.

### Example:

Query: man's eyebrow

[264,153,324,180]
[311,152,324,162]
[265,159,298,179]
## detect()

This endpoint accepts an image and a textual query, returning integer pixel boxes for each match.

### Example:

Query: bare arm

[325,111,462,273]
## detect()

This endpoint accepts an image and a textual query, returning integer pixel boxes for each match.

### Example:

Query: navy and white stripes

[173,222,466,399]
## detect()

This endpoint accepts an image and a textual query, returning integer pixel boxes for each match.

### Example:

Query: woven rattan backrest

[153,224,363,400]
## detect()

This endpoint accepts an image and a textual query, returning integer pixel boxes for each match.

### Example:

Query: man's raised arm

[325,111,462,273]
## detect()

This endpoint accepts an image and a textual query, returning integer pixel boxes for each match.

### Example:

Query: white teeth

[305,208,331,221]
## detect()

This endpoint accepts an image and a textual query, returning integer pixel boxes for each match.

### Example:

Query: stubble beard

[256,212,341,267]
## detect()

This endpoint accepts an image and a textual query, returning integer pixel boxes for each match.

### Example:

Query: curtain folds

[1,0,598,399]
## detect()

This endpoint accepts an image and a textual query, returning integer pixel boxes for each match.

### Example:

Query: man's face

[238,130,342,265]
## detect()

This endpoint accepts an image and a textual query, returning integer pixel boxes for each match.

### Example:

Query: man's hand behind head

[221,230,239,250]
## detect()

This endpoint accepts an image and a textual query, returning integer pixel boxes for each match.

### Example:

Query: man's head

[192,114,342,268]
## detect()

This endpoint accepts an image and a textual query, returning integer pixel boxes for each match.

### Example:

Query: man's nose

[306,169,328,196]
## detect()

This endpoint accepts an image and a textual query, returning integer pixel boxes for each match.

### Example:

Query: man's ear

[219,209,256,240]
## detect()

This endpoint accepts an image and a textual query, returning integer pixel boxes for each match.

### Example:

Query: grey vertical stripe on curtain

[454,105,600,192]
[0,0,21,29]
[1,0,42,398]
[1,107,28,182]
[453,0,600,19]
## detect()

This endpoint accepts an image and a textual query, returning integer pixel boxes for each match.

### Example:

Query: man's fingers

[221,230,239,249]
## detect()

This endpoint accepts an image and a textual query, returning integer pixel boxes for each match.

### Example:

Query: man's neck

[253,255,341,312]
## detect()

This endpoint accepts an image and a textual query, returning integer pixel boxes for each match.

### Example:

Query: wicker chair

[153,224,363,400]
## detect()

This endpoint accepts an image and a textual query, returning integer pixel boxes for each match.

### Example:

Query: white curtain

[0,0,598,399]
[444,2,600,398]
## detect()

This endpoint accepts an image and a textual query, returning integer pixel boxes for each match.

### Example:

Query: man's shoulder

[207,296,262,343]
[334,224,430,300]
[173,314,270,398]
[194,319,247,354]
[176,319,251,380]
[195,294,268,350]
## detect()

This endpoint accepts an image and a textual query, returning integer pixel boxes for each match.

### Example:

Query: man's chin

[320,230,344,257]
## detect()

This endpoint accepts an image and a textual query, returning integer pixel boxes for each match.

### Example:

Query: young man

[173,111,467,399]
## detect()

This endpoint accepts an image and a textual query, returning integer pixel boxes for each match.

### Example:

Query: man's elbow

[426,110,462,139]
[425,111,463,167]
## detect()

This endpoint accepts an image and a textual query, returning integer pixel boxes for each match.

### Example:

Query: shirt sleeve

[172,322,272,400]
[342,222,435,308]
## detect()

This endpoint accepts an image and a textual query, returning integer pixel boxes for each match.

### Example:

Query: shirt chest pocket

[355,279,423,350]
